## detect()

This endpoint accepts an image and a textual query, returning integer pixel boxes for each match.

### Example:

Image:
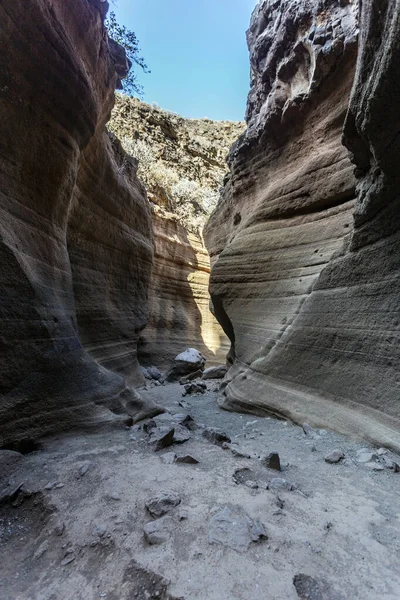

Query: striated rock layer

[110,96,239,367]
[0,0,160,448]
[206,0,400,450]
[139,209,230,369]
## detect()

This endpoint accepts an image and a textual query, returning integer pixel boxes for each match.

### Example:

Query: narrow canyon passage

[1,0,400,598]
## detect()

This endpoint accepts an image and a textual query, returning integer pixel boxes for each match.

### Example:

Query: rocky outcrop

[206,0,400,450]
[0,0,160,448]
[110,97,241,368]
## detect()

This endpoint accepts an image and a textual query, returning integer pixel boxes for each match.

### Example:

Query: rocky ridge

[205,0,400,450]
[0,0,161,448]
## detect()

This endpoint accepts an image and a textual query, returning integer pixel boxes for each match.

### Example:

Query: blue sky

[110,0,258,121]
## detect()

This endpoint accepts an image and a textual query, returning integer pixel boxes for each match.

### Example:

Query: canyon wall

[0,0,160,448]
[110,97,242,367]
[206,0,400,450]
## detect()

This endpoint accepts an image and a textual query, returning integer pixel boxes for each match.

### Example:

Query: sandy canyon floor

[1,381,399,600]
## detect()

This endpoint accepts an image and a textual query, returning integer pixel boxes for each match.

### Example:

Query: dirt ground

[1,381,399,600]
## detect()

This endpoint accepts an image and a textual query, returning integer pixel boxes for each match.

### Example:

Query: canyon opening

[0,1,399,599]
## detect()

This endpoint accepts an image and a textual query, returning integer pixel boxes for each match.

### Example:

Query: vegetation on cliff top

[109,95,245,233]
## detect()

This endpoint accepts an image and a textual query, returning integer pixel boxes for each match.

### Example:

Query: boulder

[164,349,206,382]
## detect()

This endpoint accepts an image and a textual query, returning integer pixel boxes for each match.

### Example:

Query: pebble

[302,423,316,436]
[160,452,177,464]
[231,447,252,459]
[78,461,92,477]
[268,478,295,491]
[324,450,345,464]
[178,509,189,521]
[92,524,107,538]
[356,452,376,463]
[245,480,258,489]
[54,521,65,536]
[365,462,385,471]
[202,427,231,446]
[34,540,49,560]
[107,493,121,501]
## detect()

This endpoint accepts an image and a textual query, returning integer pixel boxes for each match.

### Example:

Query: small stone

[302,423,315,436]
[107,493,121,501]
[92,524,107,538]
[250,519,268,542]
[182,382,207,396]
[145,491,181,518]
[377,448,388,456]
[178,509,189,521]
[231,447,251,459]
[144,516,173,545]
[365,462,385,471]
[324,450,345,464]
[176,455,199,464]
[78,461,92,476]
[44,481,58,490]
[61,553,76,566]
[144,419,157,434]
[245,480,258,489]
[261,452,281,471]
[34,540,49,560]
[293,573,324,599]
[55,483,65,489]
[202,427,231,446]
[268,478,295,491]
[147,366,162,380]
[356,452,375,463]
[54,521,65,536]
[160,452,177,464]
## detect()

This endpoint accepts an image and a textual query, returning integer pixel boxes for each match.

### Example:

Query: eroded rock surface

[205,0,400,449]
[109,97,241,368]
[0,0,160,448]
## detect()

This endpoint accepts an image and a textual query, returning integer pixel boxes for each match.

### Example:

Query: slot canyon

[0,0,400,598]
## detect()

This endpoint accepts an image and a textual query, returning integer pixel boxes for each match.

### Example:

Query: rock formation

[110,97,243,367]
[205,0,400,450]
[0,0,160,449]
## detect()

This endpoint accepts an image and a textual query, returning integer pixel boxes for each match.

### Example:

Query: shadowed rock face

[138,210,230,369]
[206,0,400,450]
[0,0,160,447]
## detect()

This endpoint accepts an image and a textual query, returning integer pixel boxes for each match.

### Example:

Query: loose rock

[173,425,191,444]
[324,450,345,464]
[160,452,177,465]
[145,491,181,518]
[261,452,281,471]
[144,516,174,545]
[268,478,295,491]
[202,427,231,446]
[209,505,267,552]
[176,455,199,464]
[182,382,207,396]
